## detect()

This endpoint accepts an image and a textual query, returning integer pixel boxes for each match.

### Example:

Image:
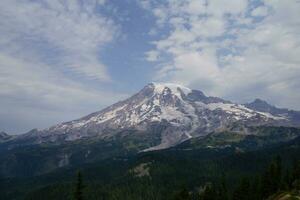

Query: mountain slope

[177,126,300,151]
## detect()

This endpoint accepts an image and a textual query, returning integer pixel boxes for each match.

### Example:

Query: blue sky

[0,0,300,134]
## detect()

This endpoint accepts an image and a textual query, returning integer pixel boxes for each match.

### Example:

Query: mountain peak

[246,98,275,110]
[244,98,290,115]
[252,98,270,105]
[148,82,192,96]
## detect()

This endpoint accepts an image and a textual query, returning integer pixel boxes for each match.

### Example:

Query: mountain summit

[10,83,299,151]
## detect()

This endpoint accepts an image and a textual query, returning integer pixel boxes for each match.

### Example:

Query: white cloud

[141,0,300,110]
[190,17,225,38]
[251,6,269,17]
[0,0,119,81]
[207,0,248,16]
[146,50,160,61]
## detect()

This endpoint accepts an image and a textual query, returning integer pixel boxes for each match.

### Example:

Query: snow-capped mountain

[13,82,299,151]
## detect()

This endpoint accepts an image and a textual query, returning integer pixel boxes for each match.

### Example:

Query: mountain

[244,98,286,114]
[244,98,300,126]
[3,83,300,151]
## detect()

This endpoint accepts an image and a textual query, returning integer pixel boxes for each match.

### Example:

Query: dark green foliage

[0,129,162,178]
[260,156,283,198]
[172,187,191,200]
[73,171,84,200]
[275,155,283,188]
[24,184,72,200]
[232,177,251,200]
[199,184,217,200]
[283,168,292,189]
[250,176,261,200]
[218,174,228,200]
[179,126,300,151]
[291,159,300,190]
[292,159,300,182]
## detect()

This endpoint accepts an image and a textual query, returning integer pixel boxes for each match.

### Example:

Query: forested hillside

[1,135,300,200]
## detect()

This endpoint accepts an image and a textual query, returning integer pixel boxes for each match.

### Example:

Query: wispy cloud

[0,52,128,133]
[140,0,300,109]
[0,0,119,81]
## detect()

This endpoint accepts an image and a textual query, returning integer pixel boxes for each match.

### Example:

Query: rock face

[7,83,300,150]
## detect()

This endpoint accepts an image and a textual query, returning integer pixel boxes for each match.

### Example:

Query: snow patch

[206,102,286,120]
[152,82,192,97]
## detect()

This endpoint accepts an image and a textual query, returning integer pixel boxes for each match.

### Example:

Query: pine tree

[73,171,84,200]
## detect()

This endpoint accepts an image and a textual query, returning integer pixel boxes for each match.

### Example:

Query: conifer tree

[73,171,84,200]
